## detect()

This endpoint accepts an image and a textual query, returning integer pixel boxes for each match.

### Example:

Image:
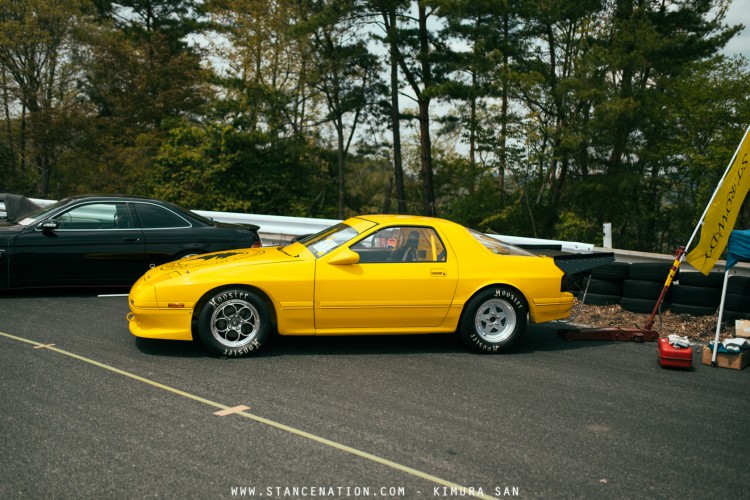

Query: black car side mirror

[39,220,59,232]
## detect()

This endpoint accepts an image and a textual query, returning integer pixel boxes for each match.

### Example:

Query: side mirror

[328,248,360,266]
[39,220,59,232]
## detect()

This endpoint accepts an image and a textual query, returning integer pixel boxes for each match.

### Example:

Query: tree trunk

[417,1,435,216]
[386,7,406,213]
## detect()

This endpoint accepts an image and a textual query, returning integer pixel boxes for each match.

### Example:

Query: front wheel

[459,287,527,353]
[198,288,271,357]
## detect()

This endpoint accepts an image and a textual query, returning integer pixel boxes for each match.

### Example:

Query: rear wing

[552,252,615,276]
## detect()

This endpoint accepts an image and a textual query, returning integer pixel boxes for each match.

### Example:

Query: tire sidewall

[198,288,271,357]
[460,287,527,353]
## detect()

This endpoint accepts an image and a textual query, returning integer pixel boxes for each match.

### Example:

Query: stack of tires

[579,262,750,322]
[669,272,724,316]
[721,276,750,322]
[579,262,630,305]
[620,262,676,313]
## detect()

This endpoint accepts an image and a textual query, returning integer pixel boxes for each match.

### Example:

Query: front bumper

[127,303,194,341]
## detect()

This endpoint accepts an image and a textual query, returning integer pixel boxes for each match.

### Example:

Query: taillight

[251,239,262,248]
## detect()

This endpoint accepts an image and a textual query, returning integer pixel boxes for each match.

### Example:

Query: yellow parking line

[0,330,497,500]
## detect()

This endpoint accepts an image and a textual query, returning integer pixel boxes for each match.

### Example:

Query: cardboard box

[702,346,750,370]
[736,320,750,339]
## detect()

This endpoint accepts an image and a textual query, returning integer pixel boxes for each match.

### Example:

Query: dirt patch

[563,300,735,345]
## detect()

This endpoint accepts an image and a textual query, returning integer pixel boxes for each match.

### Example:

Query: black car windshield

[293,223,359,259]
[16,198,71,226]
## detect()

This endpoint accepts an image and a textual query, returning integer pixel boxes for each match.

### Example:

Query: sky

[724,0,750,59]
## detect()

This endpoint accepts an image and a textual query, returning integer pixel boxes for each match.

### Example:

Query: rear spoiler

[552,252,615,276]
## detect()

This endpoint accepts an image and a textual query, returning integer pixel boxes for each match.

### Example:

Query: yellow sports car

[127,215,575,356]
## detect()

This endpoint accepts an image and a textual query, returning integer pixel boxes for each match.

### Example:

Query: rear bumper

[531,292,575,323]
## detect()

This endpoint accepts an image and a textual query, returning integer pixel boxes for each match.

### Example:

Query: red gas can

[657,338,693,369]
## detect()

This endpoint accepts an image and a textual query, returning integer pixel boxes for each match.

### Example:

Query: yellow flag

[686,127,750,274]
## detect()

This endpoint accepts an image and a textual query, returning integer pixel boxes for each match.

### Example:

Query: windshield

[16,198,70,226]
[469,229,535,257]
[292,223,360,259]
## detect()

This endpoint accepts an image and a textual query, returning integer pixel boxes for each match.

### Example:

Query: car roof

[352,214,448,226]
[64,194,164,203]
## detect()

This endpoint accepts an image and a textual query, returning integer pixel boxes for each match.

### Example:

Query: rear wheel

[198,288,271,357]
[459,287,527,353]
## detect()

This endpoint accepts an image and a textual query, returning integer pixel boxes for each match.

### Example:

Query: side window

[134,203,190,229]
[54,203,127,230]
[351,226,447,263]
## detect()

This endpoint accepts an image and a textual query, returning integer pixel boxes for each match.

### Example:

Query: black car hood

[0,222,25,236]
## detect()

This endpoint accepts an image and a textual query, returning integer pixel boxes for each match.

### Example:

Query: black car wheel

[198,288,271,357]
[459,287,527,353]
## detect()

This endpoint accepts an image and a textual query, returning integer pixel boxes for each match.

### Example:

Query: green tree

[366,0,411,213]
[0,0,89,195]
[302,0,384,218]
[77,0,206,193]
[435,0,527,196]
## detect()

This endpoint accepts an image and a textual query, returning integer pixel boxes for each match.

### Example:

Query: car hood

[149,246,302,276]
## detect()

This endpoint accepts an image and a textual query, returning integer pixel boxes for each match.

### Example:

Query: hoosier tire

[198,288,272,357]
[459,287,527,353]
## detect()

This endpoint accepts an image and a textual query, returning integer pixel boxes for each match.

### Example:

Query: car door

[10,201,146,287]
[313,226,458,331]
[131,201,199,266]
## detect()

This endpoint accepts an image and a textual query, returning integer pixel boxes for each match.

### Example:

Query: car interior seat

[390,230,420,262]
[114,206,131,228]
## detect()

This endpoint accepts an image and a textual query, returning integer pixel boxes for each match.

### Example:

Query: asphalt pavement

[1,290,748,499]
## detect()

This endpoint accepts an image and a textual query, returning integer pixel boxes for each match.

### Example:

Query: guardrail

[194,209,596,252]
[27,197,748,274]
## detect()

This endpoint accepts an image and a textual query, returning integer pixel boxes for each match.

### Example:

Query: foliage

[2,0,750,254]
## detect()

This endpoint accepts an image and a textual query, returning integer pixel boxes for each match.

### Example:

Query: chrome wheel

[209,299,260,348]
[459,287,527,353]
[474,298,516,343]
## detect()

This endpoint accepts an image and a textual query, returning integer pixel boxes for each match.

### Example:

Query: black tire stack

[620,263,675,313]
[722,276,750,322]
[669,271,725,316]
[580,262,630,305]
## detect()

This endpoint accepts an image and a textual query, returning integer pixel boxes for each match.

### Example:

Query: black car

[0,195,261,289]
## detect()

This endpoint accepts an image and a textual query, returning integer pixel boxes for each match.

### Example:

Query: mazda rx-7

[127,215,574,356]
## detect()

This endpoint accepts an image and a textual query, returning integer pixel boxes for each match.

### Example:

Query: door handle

[431,268,446,277]
[124,237,141,242]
